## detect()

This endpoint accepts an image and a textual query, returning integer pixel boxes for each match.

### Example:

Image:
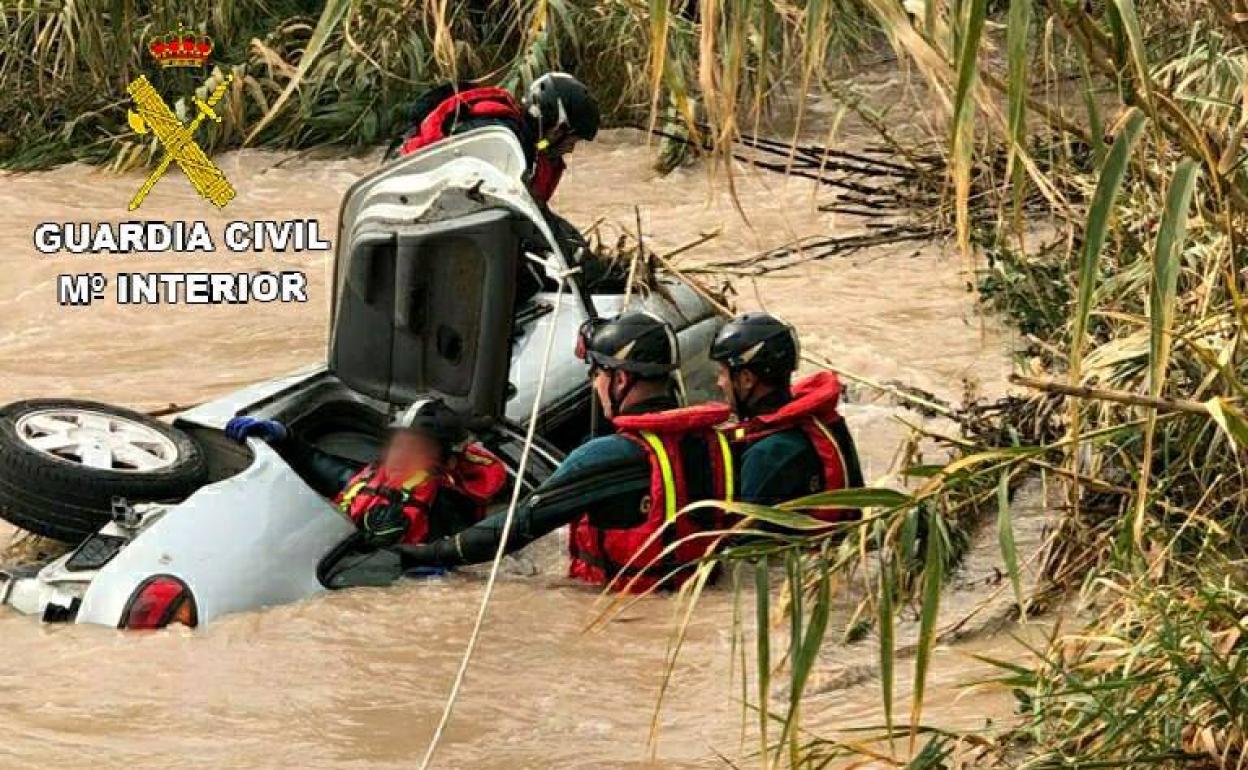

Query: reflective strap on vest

[715,430,734,502]
[808,416,848,473]
[638,431,678,522]
[338,477,370,512]
[400,471,430,492]
[338,469,427,513]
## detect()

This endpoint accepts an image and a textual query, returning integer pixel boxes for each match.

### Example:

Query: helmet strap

[672,369,688,407]
[731,370,762,419]
[609,369,638,418]
[588,377,602,437]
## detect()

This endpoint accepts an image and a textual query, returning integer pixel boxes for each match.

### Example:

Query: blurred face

[591,366,616,419]
[545,127,579,157]
[382,431,444,477]
[717,364,758,414]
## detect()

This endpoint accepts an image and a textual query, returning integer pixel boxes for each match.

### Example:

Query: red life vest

[336,465,441,545]
[447,444,508,507]
[397,86,565,204]
[335,444,506,545]
[399,86,522,157]
[725,371,860,524]
[529,153,565,204]
[568,402,734,593]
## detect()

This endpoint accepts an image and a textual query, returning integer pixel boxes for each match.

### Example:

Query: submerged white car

[0,129,722,629]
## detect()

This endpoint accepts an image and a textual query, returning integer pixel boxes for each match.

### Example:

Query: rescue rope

[417,250,580,770]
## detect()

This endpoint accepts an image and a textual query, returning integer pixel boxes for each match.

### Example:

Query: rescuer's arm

[280,437,363,499]
[391,435,651,569]
[223,417,360,498]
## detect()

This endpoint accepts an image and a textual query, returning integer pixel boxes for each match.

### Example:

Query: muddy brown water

[0,129,1033,768]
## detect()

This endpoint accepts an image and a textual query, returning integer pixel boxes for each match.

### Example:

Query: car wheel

[0,399,208,543]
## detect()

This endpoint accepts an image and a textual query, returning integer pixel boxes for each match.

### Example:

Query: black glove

[359,505,411,548]
[388,537,460,570]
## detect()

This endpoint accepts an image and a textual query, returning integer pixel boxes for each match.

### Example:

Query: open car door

[330,128,593,425]
[322,129,587,587]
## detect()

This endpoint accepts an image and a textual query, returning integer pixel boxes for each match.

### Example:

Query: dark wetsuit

[394,395,716,568]
[736,390,864,506]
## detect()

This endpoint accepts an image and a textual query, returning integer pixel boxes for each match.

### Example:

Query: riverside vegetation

[4,0,1247,767]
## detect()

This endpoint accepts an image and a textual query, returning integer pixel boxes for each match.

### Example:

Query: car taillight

[120,575,197,630]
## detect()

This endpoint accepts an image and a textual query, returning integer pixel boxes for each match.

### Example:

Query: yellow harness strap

[638,431,678,522]
[715,431,735,502]
[338,477,369,512]
[400,471,430,492]
[808,416,848,475]
[338,469,428,513]
[462,450,494,466]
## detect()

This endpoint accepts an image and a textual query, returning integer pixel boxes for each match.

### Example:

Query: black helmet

[525,73,600,142]
[576,312,679,377]
[710,312,800,380]
[390,397,471,450]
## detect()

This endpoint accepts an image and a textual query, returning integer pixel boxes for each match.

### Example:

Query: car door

[329,128,598,427]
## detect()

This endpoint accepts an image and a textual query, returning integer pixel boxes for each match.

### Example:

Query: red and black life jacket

[336,444,506,545]
[397,84,564,204]
[446,444,509,507]
[528,152,565,204]
[724,371,861,524]
[336,465,441,545]
[399,86,522,156]
[568,402,734,593]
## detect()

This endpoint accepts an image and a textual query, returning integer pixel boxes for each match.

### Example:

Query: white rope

[417,254,579,770]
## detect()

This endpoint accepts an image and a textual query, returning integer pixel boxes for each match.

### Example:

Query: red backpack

[397,84,565,204]
[398,85,524,157]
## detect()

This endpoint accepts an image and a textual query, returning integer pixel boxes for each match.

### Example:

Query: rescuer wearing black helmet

[710,312,802,418]
[390,312,735,592]
[394,72,599,306]
[521,72,599,206]
[711,313,864,520]
[578,311,681,417]
[396,71,599,206]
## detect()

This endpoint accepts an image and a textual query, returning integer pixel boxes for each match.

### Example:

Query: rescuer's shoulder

[740,428,814,472]
[548,435,649,484]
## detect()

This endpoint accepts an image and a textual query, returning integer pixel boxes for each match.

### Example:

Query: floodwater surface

[0,127,1025,769]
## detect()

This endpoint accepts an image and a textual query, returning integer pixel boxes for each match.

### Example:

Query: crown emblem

[147,24,213,68]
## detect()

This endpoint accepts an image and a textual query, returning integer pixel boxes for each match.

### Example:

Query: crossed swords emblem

[126,74,235,210]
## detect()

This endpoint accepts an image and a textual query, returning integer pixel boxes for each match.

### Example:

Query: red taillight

[120,575,198,630]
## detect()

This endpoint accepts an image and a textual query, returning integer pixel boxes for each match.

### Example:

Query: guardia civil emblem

[125,24,234,210]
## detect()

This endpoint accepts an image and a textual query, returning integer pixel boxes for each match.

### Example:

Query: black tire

[0,399,208,543]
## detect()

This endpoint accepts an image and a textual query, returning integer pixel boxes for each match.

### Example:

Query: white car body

[0,128,722,628]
